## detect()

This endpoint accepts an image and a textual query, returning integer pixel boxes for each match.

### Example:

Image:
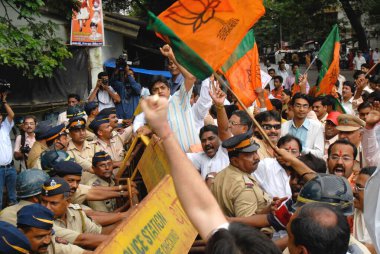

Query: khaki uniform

[84,174,116,212]
[211,165,271,217]
[27,141,48,168]
[0,200,33,226]
[67,140,99,172]
[71,184,91,204]
[48,237,85,254]
[0,200,84,247]
[96,135,125,163]
[54,204,102,243]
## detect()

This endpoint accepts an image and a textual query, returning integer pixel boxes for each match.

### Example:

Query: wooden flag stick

[213,72,277,150]
[365,62,379,78]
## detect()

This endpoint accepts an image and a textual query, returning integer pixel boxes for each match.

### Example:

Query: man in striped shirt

[133,44,200,151]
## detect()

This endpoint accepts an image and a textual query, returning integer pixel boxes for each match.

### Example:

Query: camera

[115,53,128,71]
[0,79,11,93]
[102,79,108,85]
[20,145,31,154]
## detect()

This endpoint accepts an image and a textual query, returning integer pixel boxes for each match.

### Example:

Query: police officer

[0,169,49,225]
[83,152,117,212]
[28,123,68,169]
[17,204,89,254]
[0,221,31,254]
[89,116,125,170]
[66,116,98,176]
[211,130,271,217]
[41,177,108,250]
[40,150,74,176]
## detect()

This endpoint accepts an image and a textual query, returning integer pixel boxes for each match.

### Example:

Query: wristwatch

[206,173,215,180]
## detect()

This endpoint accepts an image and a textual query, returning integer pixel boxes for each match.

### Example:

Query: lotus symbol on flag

[164,0,224,32]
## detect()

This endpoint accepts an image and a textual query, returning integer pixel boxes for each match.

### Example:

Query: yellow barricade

[95,175,197,254]
[137,142,170,192]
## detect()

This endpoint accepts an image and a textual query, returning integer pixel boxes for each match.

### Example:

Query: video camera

[115,52,128,71]
[0,79,11,93]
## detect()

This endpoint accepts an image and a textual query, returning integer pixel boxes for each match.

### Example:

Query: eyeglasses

[294,103,309,109]
[329,155,354,162]
[262,124,281,130]
[228,121,247,126]
[353,184,365,192]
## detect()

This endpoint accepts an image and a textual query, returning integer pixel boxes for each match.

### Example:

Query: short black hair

[283,89,292,97]
[256,110,281,124]
[269,99,282,112]
[343,81,356,95]
[353,70,366,80]
[199,125,218,140]
[67,93,80,102]
[231,110,253,129]
[268,68,275,73]
[206,222,281,254]
[327,139,358,159]
[324,95,336,110]
[312,96,328,106]
[273,75,283,83]
[361,63,370,69]
[357,101,372,112]
[291,203,350,254]
[277,135,302,153]
[359,166,376,177]
[290,93,312,107]
[149,75,169,94]
[367,90,380,102]
[23,115,37,124]
[97,72,108,79]
[292,63,300,69]
[298,153,327,173]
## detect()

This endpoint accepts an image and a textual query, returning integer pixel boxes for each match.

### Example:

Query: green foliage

[0,0,73,78]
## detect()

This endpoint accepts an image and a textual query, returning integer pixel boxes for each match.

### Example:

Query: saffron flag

[147,0,265,80]
[220,30,272,110]
[315,24,340,96]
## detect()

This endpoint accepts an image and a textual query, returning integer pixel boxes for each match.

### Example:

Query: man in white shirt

[133,45,199,152]
[254,135,301,199]
[88,72,121,111]
[278,60,289,86]
[57,94,82,125]
[0,88,17,208]
[353,51,367,71]
[281,93,324,158]
[341,81,356,115]
[187,125,229,180]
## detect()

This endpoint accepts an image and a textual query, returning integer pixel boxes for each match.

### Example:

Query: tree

[0,0,77,78]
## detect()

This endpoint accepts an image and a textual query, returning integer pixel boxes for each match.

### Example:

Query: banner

[70,0,105,46]
[95,175,197,254]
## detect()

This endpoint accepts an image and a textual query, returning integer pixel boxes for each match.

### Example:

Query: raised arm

[160,44,196,92]
[209,84,232,141]
[1,92,14,122]
[141,96,227,240]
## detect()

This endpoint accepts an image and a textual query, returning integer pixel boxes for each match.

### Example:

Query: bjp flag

[220,30,272,110]
[147,0,265,80]
[315,25,340,96]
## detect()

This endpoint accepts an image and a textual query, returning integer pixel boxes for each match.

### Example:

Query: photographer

[88,71,120,111]
[13,115,36,170]
[0,79,17,208]
[111,57,141,121]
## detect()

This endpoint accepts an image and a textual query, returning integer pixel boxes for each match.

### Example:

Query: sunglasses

[262,124,281,130]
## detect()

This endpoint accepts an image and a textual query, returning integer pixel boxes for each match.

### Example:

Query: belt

[0,161,14,169]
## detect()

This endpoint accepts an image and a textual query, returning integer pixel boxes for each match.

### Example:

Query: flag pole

[213,72,277,150]
[365,62,379,78]
[303,55,318,75]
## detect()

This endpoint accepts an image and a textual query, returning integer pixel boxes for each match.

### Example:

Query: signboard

[137,142,170,192]
[95,175,198,254]
[70,0,105,46]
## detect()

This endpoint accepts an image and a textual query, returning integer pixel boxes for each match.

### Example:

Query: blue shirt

[111,75,141,119]
[288,118,310,151]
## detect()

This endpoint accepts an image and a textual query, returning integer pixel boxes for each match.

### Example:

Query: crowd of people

[0,43,380,254]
